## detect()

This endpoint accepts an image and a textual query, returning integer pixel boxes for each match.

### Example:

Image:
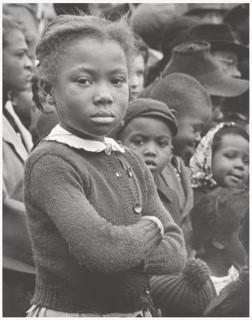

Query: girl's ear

[211,237,225,250]
[37,79,55,106]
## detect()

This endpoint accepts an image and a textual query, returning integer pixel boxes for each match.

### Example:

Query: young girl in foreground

[24,15,186,317]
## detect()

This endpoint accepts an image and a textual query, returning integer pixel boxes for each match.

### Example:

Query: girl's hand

[135,217,164,256]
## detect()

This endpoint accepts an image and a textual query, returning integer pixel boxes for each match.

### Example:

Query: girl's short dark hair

[36,14,136,84]
[3,14,24,48]
[190,187,249,253]
[212,124,249,154]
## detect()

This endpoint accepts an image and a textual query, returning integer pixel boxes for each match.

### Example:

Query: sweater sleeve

[142,165,187,275]
[25,153,159,273]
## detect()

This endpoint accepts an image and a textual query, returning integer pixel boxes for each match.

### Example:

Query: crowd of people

[2,3,249,317]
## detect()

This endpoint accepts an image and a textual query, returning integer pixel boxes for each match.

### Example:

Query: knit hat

[117,98,178,137]
[189,23,248,61]
[163,41,249,97]
[150,258,217,316]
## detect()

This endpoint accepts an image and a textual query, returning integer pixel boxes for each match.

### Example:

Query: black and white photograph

[2,2,249,317]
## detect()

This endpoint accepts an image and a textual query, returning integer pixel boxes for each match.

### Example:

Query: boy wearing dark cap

[145,73,213,254]
[117,98,181,226]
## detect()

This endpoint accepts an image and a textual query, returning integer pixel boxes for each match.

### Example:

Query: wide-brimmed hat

[117,98,178,137]
[163,41,249,97]
[189,23,248,61]
[185,3,236,17]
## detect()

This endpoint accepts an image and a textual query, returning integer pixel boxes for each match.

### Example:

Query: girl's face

[129,54,145,101]
[3,30,32,92]
[212,134,249,188]
[120,117,173,177]
[50,38,129,140]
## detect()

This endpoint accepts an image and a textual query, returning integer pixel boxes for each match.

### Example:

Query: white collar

[44,124,125,155]
[211,265,239,295]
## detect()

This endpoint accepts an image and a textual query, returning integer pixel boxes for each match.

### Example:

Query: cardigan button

[127,167,133,177]
[133,203,142,214]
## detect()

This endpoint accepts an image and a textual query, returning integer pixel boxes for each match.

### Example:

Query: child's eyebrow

[73,66,128,75]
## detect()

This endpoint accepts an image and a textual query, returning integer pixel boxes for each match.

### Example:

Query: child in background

[146,73,213,167]
[141,73,213,255]
[24,15,186,317]
[129,35,149,101]
[2,14,35,317]
[204,210,249,316]
[117,97,181,225]
[190,122,249,205]
[190,187,249,295]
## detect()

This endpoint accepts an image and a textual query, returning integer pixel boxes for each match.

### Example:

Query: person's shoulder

[30,140,71,157]
[26,140,81,170]
[203,274,249,317]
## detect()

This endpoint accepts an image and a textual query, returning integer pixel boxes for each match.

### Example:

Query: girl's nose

[130,74,138,88]
[143,142,158,156]
[236,159,246,169]
[94,82,113,105]
[24,54,33,70]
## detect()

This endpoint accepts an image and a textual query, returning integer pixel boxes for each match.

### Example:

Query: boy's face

[173,107,212,165]
[50,38,129,140]
[212,134,249,188]
[120,116,173,176]
[3,30,32,92]
[129,54,145,101]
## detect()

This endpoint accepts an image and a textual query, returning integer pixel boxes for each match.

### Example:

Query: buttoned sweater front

[24,141,186,313]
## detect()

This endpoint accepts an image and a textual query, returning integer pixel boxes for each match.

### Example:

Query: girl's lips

[145,159,157,169]
[90,111,116,124]
[90,116,115,124]
[228,175,243,184]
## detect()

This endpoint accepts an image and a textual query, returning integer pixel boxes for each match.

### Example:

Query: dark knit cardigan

[24,141,186,313]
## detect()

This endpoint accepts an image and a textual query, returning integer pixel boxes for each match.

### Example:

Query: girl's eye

[131,138,144,146]
[77,78,92,86]
[158,141,170,148]
[16,51,25,58]
[111,77,126,87]
[243,156,249,165]
[224,152,236,159]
